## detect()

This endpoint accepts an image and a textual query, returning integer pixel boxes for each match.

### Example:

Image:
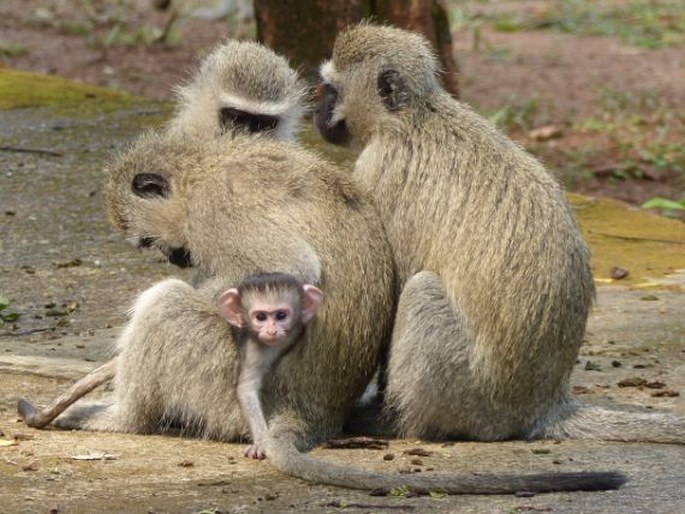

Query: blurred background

[1,0,683,214]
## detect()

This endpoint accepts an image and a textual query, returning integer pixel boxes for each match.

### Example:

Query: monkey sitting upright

[315,23,684,444]
[218,272,324,460]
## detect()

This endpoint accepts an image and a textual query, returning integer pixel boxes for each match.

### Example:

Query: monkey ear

[131,173,170,199]
[218,288,243,327]
[377,69,407,112]
[301,285,324,324]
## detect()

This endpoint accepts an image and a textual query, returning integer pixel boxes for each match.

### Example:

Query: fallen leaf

[528,125,563,141]
[571,385,591,394]
[651,390,679,398]
[0,438,18,447]
[403,448,432,457]
[69,452,117,461]
[618,377,647,388]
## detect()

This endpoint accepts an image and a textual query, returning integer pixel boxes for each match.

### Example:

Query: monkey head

[315,23,442,146]
[218,273,324,346]
[170,40,307,142]
[105,131,195,268]
[105,130,326,281]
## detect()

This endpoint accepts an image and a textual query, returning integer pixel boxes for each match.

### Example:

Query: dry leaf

[69,452,117,461]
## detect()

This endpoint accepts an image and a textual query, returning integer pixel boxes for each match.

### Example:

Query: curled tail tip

[544,471,627,492]
[580,471,627,491]
[17,398,38,426]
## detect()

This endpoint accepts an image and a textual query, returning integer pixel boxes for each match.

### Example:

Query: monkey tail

[264,435,625,494]
[532,397,685,444]
[17,358,118,429]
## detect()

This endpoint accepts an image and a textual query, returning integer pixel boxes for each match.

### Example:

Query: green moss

[0,68,138,113]
[570,193,685,287]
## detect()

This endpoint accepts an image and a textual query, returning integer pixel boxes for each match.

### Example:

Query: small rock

[584,360,602,371]
[610,266,629,280]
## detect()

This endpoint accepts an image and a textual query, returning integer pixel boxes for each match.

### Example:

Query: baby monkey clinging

[219,272,324,459]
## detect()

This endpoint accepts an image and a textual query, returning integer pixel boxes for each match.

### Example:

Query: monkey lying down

[18,128,624,495]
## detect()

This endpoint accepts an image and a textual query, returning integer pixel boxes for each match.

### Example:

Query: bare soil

[1,2,684,513]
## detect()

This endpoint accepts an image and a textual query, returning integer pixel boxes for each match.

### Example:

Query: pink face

[247,303,294,346]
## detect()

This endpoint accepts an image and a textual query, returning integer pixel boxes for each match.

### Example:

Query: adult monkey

[19,130,624,494]
[315,23,684,444]
[18,40,308,429]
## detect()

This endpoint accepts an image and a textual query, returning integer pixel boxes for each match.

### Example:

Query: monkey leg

[112,278,246,439]
[385,271,519,440]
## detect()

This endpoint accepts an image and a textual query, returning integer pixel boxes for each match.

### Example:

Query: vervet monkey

[315,23,684,444]
[167,40,306,141]
[18,130,624,494]
[219,272,324,459]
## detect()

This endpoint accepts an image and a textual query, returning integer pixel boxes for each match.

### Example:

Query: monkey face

[313,82,350,146]
[315,59,409,147]
[315,24,444,147]
[105,132,195,269]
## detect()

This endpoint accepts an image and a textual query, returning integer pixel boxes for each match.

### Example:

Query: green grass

[455,0,685,49]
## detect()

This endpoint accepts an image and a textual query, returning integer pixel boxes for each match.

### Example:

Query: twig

[0,327,52,337]
[0,146,62,157]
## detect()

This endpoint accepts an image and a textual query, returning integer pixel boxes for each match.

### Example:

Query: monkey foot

[244,444,266,460]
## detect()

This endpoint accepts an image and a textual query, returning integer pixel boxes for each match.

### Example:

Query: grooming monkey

[315,23,684,444]
[17,41,308,429]
[219,272,324,459]
[166,40,306,141]
[18,129,624,494]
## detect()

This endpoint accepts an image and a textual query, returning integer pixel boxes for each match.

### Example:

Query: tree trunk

[254,0,459,96]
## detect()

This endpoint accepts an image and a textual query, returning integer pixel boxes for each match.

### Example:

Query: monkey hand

[244,443,267,460]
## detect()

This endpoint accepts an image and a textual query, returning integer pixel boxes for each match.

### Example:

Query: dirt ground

[1,0,684,206]
[1,2,684,513]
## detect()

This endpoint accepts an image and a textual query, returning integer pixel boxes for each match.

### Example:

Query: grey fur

[166,40,307,141]
[32,129,626,494]
[316,23,684,444]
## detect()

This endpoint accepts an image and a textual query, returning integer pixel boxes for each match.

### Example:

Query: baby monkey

[218,273,323,459]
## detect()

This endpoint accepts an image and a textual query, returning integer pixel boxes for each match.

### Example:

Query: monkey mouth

[167,247,193,268]
[261,335,284,346]
[136,237,194,268]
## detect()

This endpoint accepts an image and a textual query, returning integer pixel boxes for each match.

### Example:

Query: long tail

[265,435,625,495]
[532,397,685,444]
[18,357,118,428]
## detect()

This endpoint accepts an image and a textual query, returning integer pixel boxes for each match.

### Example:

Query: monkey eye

[254,312,267,322]
[275,311,289,321]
